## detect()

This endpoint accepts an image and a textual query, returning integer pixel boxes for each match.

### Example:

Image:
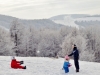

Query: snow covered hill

[1,14,100,30]
[50,15,79,29]
[50,14,100,28]
[0,14,64,30]
[0,56,100,75]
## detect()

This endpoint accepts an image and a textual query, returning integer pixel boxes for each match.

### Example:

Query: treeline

[0,20,100,62]
[75,20,100,26]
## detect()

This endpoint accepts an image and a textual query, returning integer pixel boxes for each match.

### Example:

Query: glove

[20,61,24,64]
[68,64,72,67]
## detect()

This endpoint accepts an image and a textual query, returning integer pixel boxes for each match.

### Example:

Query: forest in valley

[0,19,100,62]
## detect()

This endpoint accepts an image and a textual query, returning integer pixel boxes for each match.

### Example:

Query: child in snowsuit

[63,55,71,73]
[11,56,26,69]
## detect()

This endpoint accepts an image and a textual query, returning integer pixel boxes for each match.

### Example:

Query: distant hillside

[50,14,90,20]
[0,14,64,30]
[1,14,100,30]
[50,14,100,28]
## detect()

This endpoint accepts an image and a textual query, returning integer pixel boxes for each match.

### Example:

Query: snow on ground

[0,56,100,75]
[75,17,100,21]
[52,16,79,29]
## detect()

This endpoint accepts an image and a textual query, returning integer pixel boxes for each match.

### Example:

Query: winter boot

[76,69,79,72]
[23,66,26,69]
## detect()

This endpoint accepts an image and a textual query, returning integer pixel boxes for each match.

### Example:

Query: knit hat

[65,55,70,60]
[11,56,15,60]
[74,44,76,47]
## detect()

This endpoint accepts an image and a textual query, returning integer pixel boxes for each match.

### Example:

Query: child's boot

[23,66,26,69]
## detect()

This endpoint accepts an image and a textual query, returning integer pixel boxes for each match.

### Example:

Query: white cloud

[0,0,100,19]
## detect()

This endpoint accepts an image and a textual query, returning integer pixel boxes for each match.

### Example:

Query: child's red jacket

[11,59,24,69]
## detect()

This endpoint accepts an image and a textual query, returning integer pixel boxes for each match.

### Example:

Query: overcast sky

[0,0,100,19]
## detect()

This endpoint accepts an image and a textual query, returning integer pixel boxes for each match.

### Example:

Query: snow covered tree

[10,19,26,56]
[38,29,62,57]
[0,27,13,55]
[84,25,100,62]
[25,26,39,56]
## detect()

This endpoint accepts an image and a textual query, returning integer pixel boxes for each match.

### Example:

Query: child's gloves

[20,61,24,64]
[68,64,72,67]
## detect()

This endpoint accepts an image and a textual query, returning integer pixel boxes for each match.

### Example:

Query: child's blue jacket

[63,61,70,73]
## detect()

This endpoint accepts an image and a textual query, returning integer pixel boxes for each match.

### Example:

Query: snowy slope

[0,56,100,75]
[51,15,79,29]
[50,14,100,28]
[76,17,100,21]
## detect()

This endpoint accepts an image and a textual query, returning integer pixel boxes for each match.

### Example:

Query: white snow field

[0,56,100,75]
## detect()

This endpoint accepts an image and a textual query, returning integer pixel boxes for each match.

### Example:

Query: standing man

[68,44,79,72]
